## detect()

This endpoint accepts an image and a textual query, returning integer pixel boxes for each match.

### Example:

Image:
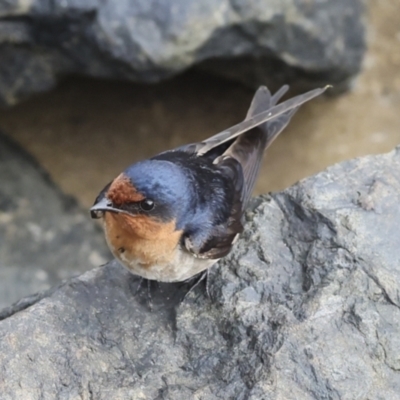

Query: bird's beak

[90,197,122,219]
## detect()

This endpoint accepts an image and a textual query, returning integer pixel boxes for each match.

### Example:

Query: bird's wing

[172,86,329,157]
[183,156,245,260]
[182,85,329,260]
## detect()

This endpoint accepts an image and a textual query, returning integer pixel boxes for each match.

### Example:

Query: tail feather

[246,86,273,118]
[225,85,300,207]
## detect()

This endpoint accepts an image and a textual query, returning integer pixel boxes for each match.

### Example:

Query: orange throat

[102,212,182,268]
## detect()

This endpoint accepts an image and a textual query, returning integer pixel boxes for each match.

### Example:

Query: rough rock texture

[0,0,366,105]
[0,132,110,308]
[1,146,400,399]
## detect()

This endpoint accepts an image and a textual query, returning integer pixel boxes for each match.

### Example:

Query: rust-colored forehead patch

[106,173,145,206]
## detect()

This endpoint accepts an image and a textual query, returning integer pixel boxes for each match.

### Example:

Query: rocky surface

[1,146,400,399]
[0,132,110,309]
[0,0,366,105]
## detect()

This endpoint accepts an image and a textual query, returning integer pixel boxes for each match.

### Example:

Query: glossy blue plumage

[124,159,191,215]
[124,154,235,249]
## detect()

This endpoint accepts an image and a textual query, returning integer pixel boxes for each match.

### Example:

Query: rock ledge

[1,147,399,399]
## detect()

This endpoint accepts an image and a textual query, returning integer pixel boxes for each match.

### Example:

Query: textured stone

[0,0,366,105]
[0,132,110,308]
[1,146,400,399]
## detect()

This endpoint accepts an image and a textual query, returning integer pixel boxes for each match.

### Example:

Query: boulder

[1,146,400,399]
[0,0,366,105]
[0,132,110,308]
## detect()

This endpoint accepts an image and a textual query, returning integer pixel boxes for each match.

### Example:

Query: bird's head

[90,159,191,225]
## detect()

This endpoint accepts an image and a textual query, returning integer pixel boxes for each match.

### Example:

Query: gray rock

[0,0,366,105]
[0,132,110,308]
[1,146,400,399]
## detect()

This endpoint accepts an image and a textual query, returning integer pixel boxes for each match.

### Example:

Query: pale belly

[115,245,217,282]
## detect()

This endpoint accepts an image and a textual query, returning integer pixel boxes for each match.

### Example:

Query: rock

[1,146,400,399]
[0,0,366,105]
[0,132,110,309]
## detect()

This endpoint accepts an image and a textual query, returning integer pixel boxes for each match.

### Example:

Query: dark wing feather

[185,157,245,260]
[172,86,329,157]
[179,85,329,259]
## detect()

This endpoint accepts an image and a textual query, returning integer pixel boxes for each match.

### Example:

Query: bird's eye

[140,199,155,211]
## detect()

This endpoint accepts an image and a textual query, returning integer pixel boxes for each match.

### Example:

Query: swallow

[91,85,328,282]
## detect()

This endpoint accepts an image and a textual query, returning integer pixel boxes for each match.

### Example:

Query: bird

[91,85,328,282]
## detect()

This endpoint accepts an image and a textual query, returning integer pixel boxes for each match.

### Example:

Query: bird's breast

[101,212,217,281]
[103,212,181,266]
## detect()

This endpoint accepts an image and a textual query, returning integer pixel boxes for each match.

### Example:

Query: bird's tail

[224,85,301,206]
[246,85,299,145]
